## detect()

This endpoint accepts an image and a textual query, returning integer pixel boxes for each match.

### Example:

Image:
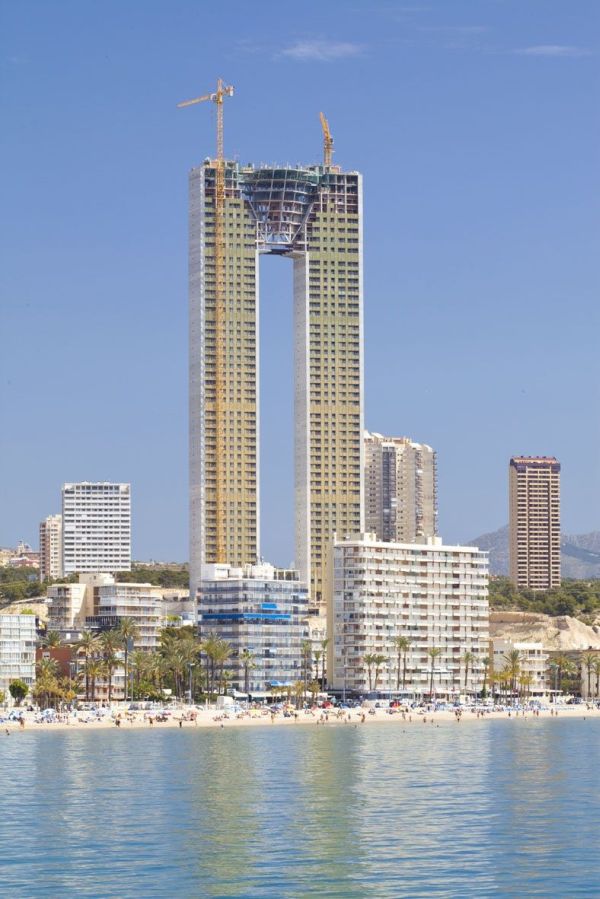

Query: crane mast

[178,79,234,563]
[319,112,334,167]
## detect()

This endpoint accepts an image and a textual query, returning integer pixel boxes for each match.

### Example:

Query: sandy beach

[2,703,598,733]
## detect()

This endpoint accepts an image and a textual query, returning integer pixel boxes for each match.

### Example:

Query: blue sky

[1,0,598,563]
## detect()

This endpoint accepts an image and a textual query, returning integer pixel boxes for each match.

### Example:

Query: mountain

[468,526,600,579]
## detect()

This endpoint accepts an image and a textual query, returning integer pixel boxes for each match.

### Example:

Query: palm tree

[240,649,256,695]
[392,636,411,692]
[363,653,376,691]
[86,658,106,704]
[320,639,329,690]
[293,680,306,710]
[592,657,600,701]
[462,651,476,695]
[552,653,573,694]
[117,617,138,702]
[518,672,534,702]
[581,652,597,700]
[76,631,100,701]
[308,679,320,704]
[427,647,442,698]
[503,649,522,703]
[301,640,313,692]
[372,654,387,692]
[42,630,62,649]
[99,630,120,704]
[481,656,490,698]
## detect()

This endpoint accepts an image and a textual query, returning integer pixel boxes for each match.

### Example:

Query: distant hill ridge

[468,526,600,579]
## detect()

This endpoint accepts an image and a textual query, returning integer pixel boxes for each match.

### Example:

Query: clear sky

[1,0,598,563]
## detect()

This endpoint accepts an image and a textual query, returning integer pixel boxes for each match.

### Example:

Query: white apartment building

[62,482,131,574]
[364,432,437,544]
[328,533,489,697]
[47,574,164,651]
[492,640,548,699]
[46,573,114,632]
[88,582,165,651]
[0,614,36,699]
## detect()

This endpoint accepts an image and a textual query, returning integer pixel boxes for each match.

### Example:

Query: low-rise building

[0,614,36,699]
[87,582,165,651]
[198,562,309,694]
[492,639,548,699]
[328,533,489,698]
[47,573,113,632]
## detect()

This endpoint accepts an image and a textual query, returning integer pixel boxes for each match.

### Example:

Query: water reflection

[1,720,599,897]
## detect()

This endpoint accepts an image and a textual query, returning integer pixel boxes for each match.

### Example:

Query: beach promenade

[2,703,598,733]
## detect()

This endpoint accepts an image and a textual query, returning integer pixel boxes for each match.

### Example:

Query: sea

[1,718,599,897]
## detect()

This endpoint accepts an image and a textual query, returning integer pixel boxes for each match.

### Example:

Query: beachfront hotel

[188,159,364,611]
[491,639,548,699]
[197,562,309,694]
[509,456,561,590]
[364,431,437,544]
[0,614,36,699]
[47,574,165,650]
[328,533,489,698]
[62,482,131,575]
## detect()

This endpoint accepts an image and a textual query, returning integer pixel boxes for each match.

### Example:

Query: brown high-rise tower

[509,456,561,590]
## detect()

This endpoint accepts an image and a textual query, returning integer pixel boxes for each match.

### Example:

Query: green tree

[581,652,597,699]
[117,617,138,702]
[9,679,28,705]
[462,651,476,694]
[240,649,256,695]
[99,630,121,703]
[301,640,313,692]
[320,639,329,690]
[363,653,377,692]
[76,631,100,701]
[503,649,522,702]
[392,636,411,691]
[481,656,490,698]
[42,630,62,649]
[427,647,442,698]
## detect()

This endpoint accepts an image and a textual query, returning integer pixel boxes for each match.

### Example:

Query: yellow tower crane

[178,79,234,563]
[319,112,334,167]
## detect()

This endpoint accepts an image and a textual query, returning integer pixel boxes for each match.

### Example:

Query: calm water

[1,718,600,897]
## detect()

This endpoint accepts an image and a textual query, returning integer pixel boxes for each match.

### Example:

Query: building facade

[509,457,561,590]
[492,639,548,699]
[0,614,36,699]
[364,432,437,543]
[189,160,364,609]
[62,482,131,574]
[328,533,489,697]
[198,562,309,693]
[86,582,165,652]
[39,514,63,582]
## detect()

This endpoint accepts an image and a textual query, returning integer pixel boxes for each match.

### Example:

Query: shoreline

[3,704,598,733]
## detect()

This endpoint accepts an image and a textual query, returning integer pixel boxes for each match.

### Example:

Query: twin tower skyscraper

[189,156,364,608]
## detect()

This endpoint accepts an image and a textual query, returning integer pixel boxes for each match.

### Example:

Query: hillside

[469,526,600,579]
[490,610,600,651]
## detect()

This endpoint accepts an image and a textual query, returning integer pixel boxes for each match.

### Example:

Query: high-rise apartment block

[328,533,489,696]
[39,514,63,582]
[0,614,36,698]
[189,161,364,608]
[198,562,309,693]
[364,432,437,543]
[509,457,560,590]
[62,482,131,574]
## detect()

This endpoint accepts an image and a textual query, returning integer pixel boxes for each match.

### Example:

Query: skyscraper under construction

[189,158,364,609]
